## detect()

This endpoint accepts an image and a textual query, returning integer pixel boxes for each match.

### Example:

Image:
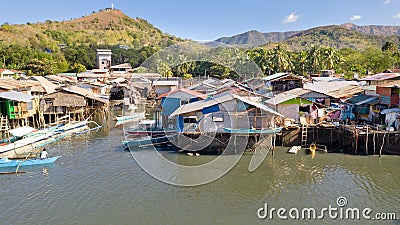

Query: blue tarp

[161,97,181,116]
[201,105,219,114]
[177,116,184,132]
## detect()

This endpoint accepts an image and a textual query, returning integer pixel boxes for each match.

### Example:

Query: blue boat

[0,156,61,168]
[223,127,283,134]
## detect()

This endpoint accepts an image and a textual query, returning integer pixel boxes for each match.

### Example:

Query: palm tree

[270,45,292,73]
[306,45,321,74]
[295,51,308,76]
[157,61,173,77]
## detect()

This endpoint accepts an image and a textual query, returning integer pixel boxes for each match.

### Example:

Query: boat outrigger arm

[74,121,102,135]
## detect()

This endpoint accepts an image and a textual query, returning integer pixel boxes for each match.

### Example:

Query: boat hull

[0,156,61,168]
[0,125,89,158]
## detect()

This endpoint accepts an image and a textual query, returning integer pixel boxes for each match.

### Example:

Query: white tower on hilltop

[96,49,112,70]
[111,3,114,10]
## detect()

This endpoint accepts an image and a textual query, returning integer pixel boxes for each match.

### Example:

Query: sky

[1,0,400,41]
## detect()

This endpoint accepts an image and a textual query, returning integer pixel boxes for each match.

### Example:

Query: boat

[114,112,145,123]
[0,126,57,156]
[122,134,176,149]
[0,120,96,158]
[223,127,283,134]
[0,156,61,168]
[125,119,176,137]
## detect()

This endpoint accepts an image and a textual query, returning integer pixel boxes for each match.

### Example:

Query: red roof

[157,88,207,100]
[361,73,400,81]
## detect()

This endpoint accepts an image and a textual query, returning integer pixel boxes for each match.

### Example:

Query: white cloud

[395,13,400,18]
[349,15,362,21]
[282,12,300,23]
[384,0,395,3]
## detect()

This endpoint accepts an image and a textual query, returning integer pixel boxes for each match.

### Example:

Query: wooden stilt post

[365,126,368,155]
[373,130,376,155]
[355,130,359,155]
[379,132,387,157]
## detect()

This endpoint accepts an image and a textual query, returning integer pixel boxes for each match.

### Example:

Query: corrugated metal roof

[303,81,358,94]
[170,93,282,117]
[325,85,363,99]
[312,77,344,82]
[0,77,34,90]
[32,76,57,94]
[170,93,233,117]
[361,73,400,81]
[265,92,299,105]
[261,73,289,81]
[0,91,34,102]
[62,86,108,103]
[157,88,206,100]
[152,80,179,86]
[111,63,132,69]
[283,88,312,96]
[235,95,283,117]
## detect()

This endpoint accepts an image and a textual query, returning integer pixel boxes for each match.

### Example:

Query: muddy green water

[0,124,399,225]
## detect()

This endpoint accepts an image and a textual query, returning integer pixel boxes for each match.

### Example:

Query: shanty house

[260,73,305,94]
[265,92,313,122]
[0,91,37,119]
[152,80,179,95]
[376,81,400,107]
[170,92,282,133]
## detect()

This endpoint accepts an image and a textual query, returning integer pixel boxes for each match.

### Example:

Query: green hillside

[0,9,183,72]
[215,25,399,51]
[283,26,398,51]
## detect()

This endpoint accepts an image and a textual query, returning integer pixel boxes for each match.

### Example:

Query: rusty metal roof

[0,77,34,90]
[361,73,400,81]
[325,85,364,99]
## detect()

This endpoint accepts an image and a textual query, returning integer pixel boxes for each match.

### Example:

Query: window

[27,101,33,111]
[212,113,224,122]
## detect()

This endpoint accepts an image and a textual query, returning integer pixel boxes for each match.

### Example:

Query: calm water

[0,122,399,225]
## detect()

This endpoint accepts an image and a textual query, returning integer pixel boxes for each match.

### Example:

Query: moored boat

[223,127,283,134]
[122,134,176,149]
[114,112,145,123]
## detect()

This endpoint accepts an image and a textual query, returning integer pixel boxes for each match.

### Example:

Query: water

[0,124,399,224]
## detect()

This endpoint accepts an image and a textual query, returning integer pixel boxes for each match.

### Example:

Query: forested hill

[215,24,399,50]
[0,9,183,72]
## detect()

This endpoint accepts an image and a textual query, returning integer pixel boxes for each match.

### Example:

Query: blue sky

[1,0,400,41]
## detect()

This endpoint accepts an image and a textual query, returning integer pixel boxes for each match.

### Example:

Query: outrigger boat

[125,119,176,137]
[0,156,61,168]
[0,120,101,158]
[114,112,145,123]
[122,134,176,149]
[223,127,283,134]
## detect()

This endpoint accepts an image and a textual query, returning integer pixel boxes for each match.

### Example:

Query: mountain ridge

[215,23,400,49]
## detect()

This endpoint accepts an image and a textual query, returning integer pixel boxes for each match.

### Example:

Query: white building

[96,49,112,70]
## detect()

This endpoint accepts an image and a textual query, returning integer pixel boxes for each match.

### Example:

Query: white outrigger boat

[0,119,101,158]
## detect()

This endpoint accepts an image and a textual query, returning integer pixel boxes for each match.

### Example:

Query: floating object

[309,143,316,159]
[0,156,61,168]
[186,152,193,156]
[288,146,302,154]
[195,153,200,157]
